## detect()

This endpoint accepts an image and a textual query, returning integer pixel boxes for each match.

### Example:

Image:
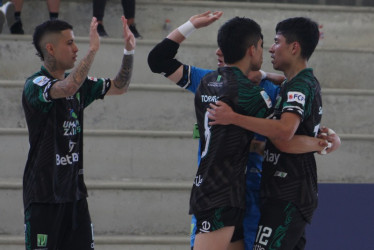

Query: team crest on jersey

[287,91,305,106]
[88,76,98,82]
[32,76,50,86]
[260,91,272,108]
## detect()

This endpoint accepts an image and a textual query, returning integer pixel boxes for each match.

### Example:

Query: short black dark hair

[275,17,319,60]
[33,19,73,61]
[217,17,262,64]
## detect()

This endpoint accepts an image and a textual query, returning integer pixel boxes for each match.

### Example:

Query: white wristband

[124,49,135,55]
[327,128,336,135]
[319,128,336,155]
[321,141,332,155]
[178,20,196,38]
[259,70,267,80]
[320,128,336,137]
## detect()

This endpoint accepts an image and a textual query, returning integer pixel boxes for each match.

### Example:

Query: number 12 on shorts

[255,225,272,246]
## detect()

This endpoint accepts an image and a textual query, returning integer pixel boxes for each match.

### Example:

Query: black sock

[49,12,59,20]
[14,11,21,22]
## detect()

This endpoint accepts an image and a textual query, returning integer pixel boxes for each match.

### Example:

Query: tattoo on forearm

[71,50,96,87]
[48,50,97,98]
[113,54,133,89]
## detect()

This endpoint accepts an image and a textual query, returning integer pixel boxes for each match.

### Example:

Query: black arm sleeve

[147,38,183,77]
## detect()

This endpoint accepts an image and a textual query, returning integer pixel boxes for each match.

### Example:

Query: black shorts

[195,207,244,242]
[24,198,94,250]
[253,199,307,250]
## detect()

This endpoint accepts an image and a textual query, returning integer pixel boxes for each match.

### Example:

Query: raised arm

[147,11,223,83]
[107,16,136,95]
[50,17,100,99]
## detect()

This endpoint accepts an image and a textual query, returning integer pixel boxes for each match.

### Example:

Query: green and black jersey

[190,66,273,214]
[22,66,111,210]
[262,68,322,222]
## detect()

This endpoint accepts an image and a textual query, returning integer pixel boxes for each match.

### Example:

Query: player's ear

[45,43,55,56]
[291,41,300,56]
[247,45,255,57]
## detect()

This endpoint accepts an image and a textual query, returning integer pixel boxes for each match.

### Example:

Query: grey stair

[0,128,197,181]
[0,180,192,235]
[1,132,374,237]
[315,135,374,182]
[1,35,373,89]
[321,89,374,134]
[1,129,373,182]
[5,0,374,51]
[1,0,373,248]
[1,81,373,134]
[0,235,189,250]
[0,36,217,85]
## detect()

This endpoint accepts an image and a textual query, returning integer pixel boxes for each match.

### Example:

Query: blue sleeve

[260,79,280,106]
[176,65,213,94]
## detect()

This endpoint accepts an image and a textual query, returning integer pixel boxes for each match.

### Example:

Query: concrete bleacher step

[0,180,192,235]
[1,80,373,134]
[1,1,373,248]
[0,128,197,181]
[0,35,216,85]
[0,80,197,131]
[0,131,373,247]
[7,0,374,51]
[1,128,374,183]
[1,35,373,89]
[0,235,189,250]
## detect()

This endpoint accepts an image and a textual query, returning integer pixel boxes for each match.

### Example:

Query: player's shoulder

[217,66,250,85]
[24,71,52,92]
[191,66,214,84]
[28,75,51,86]
[201,68,221,82]
[290,68,317,86]
[190,66,213,77]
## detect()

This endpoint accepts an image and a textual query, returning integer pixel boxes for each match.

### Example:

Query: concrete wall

[0,0,373,249]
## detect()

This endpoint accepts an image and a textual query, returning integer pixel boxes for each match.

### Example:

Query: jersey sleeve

[23,75,59,112]
[281,81,312,120]
[81,77,111,108]
[176,65,213,94]
[238,84,273,119]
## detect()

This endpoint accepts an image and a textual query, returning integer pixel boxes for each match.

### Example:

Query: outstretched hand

[189,11,223,29]
[89,17,100,52]
[121,16,136,51]
[207,101,235,125]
